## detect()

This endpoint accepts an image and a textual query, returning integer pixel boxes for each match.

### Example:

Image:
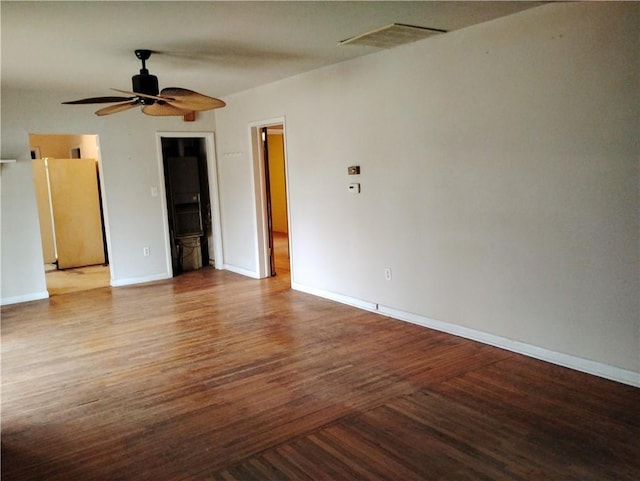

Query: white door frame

[248,117,291,279]
[155,132,224,274]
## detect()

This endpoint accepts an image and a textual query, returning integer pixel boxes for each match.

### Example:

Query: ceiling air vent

[340,23,447,49]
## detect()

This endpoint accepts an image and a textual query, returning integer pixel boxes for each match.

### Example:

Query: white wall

[0,88,218,302]
[214,2,639,381]
[0,160,49,304]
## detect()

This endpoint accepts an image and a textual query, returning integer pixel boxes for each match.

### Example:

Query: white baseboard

[291,283,640,388]
[292,282,377,311]
[1,290,49,306]
[110,272,171,287]
[223,264,261,279]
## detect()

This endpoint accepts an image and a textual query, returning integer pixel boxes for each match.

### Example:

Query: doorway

[157,133,223,276]
[30,134,111,295]
[251,120,290,281]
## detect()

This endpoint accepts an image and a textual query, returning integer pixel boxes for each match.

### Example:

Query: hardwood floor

[44,264,110,296]
[273,231,290,277]
[1,268,638,480]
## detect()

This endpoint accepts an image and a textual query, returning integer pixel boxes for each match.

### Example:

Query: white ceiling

[1,1,543,100]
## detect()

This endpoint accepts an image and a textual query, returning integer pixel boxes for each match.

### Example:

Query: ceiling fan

[62,49,226,116]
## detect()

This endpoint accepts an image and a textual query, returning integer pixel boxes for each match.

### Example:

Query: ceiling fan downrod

[135,49,152,73]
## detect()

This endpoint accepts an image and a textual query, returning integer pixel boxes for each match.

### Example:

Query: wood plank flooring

[1,268,639,480]
[44,264,110,296]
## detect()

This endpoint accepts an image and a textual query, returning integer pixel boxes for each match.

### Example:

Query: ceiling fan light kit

[63,50,225,117]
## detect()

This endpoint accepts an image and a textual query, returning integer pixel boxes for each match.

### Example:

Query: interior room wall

[29,133,84,158]
[267,130,288,234]
[214,2,639,380]
[80,135,99,160]
[1,88,218,303]
[0,160,49,303]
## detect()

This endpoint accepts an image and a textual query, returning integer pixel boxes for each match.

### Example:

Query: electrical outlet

[384,268,392,281]
[143,247,150,257]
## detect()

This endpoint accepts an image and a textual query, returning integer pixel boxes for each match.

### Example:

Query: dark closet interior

[161,137,212,275]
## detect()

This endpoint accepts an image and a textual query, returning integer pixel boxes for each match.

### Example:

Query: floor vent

[340,23,447,49]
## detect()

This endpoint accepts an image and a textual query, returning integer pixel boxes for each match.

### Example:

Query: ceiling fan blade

[63,96,135,105]
[160,88,226,111]
[111,88,166,102]
[142,102,190,117]
[95,101,140,116]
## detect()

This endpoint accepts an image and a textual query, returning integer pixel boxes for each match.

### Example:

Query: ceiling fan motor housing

[132,72,159,104]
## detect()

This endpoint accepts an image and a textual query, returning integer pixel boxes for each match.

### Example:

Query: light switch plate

[348,165,361,175]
